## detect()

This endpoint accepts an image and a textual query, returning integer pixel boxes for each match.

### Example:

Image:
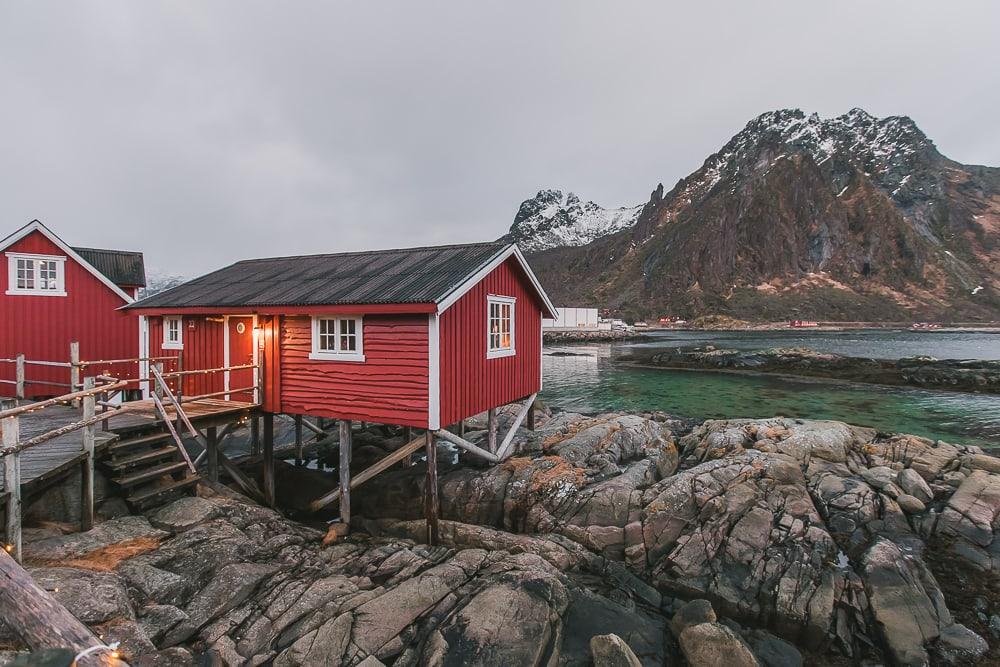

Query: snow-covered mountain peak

[503,189,642,252]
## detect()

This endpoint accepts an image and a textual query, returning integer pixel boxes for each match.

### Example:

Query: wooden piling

[250,416,260,456]
[206,425,219,482]
[262,413,275,507]
[527,399,536,431]
[69,342,80,406]
[2,415,21,562]
[425,430,439,545]
[80,378,96,532]
[294,415,303,464]
[458,419,466,438]
[339,420,352,530]
[14,354,24,401]
[487,408,497,454]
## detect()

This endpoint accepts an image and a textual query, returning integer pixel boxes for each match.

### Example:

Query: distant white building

[543,307,610,331]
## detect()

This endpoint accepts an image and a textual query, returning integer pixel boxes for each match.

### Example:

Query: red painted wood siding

[278,314,429,427]
[439,257,543,425]
[147,316,225,397]
[0,231,138,397]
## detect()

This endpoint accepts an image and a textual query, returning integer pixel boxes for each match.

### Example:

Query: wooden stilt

[14,354,24,402]
[487,408,497,454]
[294,415,304,464]
[250,416,260,456]
[2,416,21,562]
[425,431,439,545]
[339,420,352,529]
[527,399,536,431]
[80,378,96,532]
[404,426,413,466]
[206,425,219,482]
[262,413,275,507]
[309,434,424,511]
[458,419,466,438]
[69,342,80,407]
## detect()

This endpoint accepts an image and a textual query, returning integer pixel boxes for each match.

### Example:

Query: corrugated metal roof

[127,242,510,309]
[72,247,146,287]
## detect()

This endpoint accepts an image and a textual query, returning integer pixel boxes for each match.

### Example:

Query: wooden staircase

[105,430,200,510]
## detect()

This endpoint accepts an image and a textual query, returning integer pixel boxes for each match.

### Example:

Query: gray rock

[118,561,188,606]
[679,622,761,667]
[590,633,642,667]
[752,633,803,667]
[147,497,221,533]
[896,494,926,514]
[22,516,167,562]
[935,623,988,664]
[139,604,189,644]
[670,599,717,638]
[28,567,132,624]
[898,469,933,503]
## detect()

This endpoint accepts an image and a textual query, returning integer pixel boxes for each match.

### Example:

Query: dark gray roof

[73,247,146,287]
[127,242,510,309]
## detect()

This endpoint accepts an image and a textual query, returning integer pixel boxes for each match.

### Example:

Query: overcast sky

[2,2,998,277]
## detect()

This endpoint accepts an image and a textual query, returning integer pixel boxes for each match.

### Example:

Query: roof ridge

[230,241,508,266]
[72,246,144,257]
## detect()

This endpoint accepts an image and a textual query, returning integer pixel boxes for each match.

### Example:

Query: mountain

[503,189,642,252]
[509,108,1000,322]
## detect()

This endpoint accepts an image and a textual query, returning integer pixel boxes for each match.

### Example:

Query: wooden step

[113,461,189,488]
[127,475,200,508]
[106,446,178,471]
[109,432,172,455]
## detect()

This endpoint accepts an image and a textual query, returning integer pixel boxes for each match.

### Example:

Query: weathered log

[434,429,499,463]
[496,393,537,461]
[0,548,128,666]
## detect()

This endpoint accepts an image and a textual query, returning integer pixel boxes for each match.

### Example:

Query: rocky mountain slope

[508,109,1000,321]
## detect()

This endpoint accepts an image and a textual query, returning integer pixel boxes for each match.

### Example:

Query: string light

[3,544,12,553]
[73,641,120,663]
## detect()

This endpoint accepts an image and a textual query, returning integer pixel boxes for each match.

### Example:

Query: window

[163,316,183,349]
[487,295,515,358]
[310,316,365,362]
[6,253,66,296]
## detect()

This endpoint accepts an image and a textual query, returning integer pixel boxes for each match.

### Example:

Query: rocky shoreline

[543,330,647,344]
[624,345,1000,394]
[6,409,1000,665]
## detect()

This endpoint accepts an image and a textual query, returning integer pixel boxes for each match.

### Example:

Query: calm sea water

[540,331,1000,449]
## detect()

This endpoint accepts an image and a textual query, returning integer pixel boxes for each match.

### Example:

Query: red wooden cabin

[126,242,556,432]
[1,220,145,398]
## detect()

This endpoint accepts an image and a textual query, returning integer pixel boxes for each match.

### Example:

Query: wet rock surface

[11,410,1000,665]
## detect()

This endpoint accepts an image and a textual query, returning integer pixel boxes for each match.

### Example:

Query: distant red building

[127,242,556,430]
[0,220,145,398]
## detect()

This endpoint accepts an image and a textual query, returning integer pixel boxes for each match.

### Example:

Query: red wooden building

[0,220,145,398]
[127,242,556,432]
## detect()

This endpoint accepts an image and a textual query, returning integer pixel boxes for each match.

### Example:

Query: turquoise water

[541,340,1000,449]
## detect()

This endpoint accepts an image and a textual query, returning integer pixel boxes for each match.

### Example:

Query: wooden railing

[1,377,131,562]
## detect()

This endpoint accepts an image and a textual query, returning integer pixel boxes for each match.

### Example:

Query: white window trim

[309,315,366,362]
[162,316,184,350]
[5,252,67,297]
[486,295,516,359]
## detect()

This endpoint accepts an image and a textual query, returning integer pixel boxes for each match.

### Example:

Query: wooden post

[487,408,497,454]
[294,415,303,465]
[527,399,536,431]
[339,420,352,530]
[250,416,261,456]
[80,378,96,532]
[2,415,21,562]
[458,419,466,438]
[425,431,439,545]
[206,425,219,482]
[262,412,275,508]
[14,354,24,401]
[404,426,413,466]
[174,351,184,437]
[153,362,165,400]
[69,341,80,407]
[0,548,129,666]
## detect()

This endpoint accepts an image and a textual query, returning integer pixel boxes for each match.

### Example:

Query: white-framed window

[162,316,183,349]
[487,295,516,359]
[309,316,365,362]
[5,252,67,296]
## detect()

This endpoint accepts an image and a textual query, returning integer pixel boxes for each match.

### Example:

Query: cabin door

[227,317,255,402]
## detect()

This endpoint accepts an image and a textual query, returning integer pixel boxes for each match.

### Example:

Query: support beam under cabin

[487,408,497,454]
[206,425,219,482]
[262,413,275,508]
[425,430,439,545]
[294,415,304,465]
[250,416,260,456]
[339,420,352,530]
[527,399,536,431]
[80,379,96,532]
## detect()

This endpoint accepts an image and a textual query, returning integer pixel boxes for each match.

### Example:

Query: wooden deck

[1,398,257,501]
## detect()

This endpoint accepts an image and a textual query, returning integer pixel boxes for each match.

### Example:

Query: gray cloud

[2,1,998,276]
